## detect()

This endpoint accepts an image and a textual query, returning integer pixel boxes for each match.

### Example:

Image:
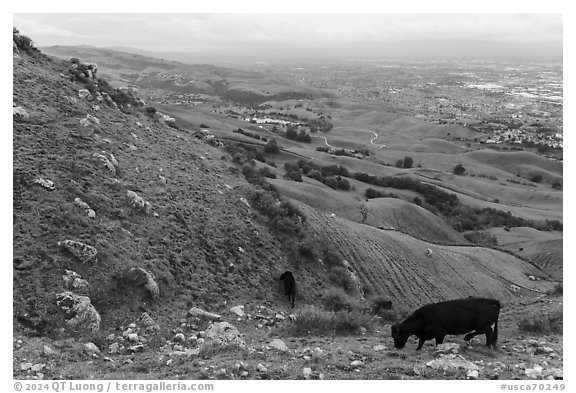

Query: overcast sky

[13,13,562,59]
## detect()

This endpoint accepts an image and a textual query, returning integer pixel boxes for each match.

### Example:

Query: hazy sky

[13,13,562,58]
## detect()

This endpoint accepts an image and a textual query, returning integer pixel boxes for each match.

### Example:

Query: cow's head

[391,324,410,349]
[279,272,286,281]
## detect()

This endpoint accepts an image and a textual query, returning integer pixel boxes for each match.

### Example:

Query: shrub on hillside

[369,295,392,315]
[291,306,334,336]
[322,249,345,268]
[322,287,359,312]
[333,310,372,334]
[518,307,562,335]
[463,231,498,246]
[548,283,563,296]
[327,266,356,294]
[145,106,157,116]
[551,178,562,190]
[249,189,305,234]
[291,306,371,336]
[264,139,280,154]
[453,164,466,175]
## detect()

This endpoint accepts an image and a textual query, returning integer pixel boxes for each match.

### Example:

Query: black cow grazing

[279,271,296,308]
[391,297,501,350]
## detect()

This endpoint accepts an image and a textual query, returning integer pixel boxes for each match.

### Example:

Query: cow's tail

[492,318,498,348]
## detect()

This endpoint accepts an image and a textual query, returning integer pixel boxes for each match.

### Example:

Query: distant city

[261,59,563,151]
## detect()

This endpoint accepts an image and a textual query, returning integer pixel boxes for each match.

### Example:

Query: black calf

[279,271,296,308]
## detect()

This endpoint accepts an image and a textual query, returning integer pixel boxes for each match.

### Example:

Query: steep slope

[13,46,330,337]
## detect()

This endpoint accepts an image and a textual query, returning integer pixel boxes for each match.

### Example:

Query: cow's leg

[483,327,493,347]
[416,337,426,350]
[435,335,445,345]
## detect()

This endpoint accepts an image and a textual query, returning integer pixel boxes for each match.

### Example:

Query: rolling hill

[14,34,563,380]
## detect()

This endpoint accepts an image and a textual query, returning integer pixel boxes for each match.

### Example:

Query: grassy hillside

[14,35,563,381]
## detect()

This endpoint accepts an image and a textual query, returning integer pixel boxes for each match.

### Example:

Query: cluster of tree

[285,126,311,143]
[449,206,533,232]
[233,127,268,142]
[264,139,280,154]
[315,146,373,158]
[395,156,414,169]
[353,171,560,231]
[225,143,267,165]
[365,188,399,199]
[283,162,303,182]
[282,160,351,190]
[297,160,351,190]
[307,117,334,133]
[353,172,457,214]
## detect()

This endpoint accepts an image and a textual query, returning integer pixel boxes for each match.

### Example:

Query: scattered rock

[204,321,245,347]
[547,368,563,380]
[303,367,312,378]
[129,344,145,353]
[535,346,554,355]
[80,114,100,127]
[126,190,153,214]
[13,106,30,119]
[78,89,91,99]
[426,354,479,373]
[56,291,101,332]
[239,197,250,208]
[269,339,289,352]
[373,344,387,351]
[70,59,98,79]
[43,345,54,356]
[257,364,267,372]
[467,369,479,379]
[525,365,544,379]
[138,312,160,333]
[125,268,160,300]
[20,362,33,371]
[351,360,364,367]
[58,239,97,263]
[108,342,120,354]
[230,305,245,317]
[74,197,90,210]
[92,153,116,176]
[187,307,222,321]
[31,364,45,372]
[127,333,139,342]
[435,343,460,354]
[83,342,100,353]
[174,333,186,343]
[34,178,55,191]
[62,270,89,291]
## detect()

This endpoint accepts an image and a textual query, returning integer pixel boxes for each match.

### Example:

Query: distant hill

[41,45,330,104]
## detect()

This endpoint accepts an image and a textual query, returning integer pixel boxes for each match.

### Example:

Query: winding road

[313,130,386,149]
